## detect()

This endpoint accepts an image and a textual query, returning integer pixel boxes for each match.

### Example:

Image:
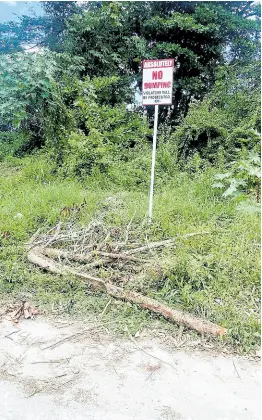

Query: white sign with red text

[142,59,174,106]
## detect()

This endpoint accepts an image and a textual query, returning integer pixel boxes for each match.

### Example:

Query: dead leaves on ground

[1,301,39,324]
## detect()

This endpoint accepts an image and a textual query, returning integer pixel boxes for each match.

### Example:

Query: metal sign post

[148,104,159,222]
[142,58,174,222]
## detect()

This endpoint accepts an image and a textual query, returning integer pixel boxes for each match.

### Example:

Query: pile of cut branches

[27,221,226,337]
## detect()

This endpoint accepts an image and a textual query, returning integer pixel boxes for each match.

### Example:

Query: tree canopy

[0,1,260,163]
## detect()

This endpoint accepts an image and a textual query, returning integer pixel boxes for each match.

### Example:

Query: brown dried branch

[41,247,93,263]
[93,251,151,263]
[28,247,226,337]
[42,247,150,265]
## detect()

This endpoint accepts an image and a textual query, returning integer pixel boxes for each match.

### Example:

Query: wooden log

[28,247,106,291]
[28,247,226,337]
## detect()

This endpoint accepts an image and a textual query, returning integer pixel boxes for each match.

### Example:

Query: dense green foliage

[1,1,260,125]
[0,2,260,351]
[174,62,260,160]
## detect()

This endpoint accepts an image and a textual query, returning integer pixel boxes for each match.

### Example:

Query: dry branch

[42,247,150,264]
[28,247,106,290]
[125,238,176,254]
[93,251,150,263]
[42,247,93,263]
[28,247,226,337]
[125,231,209,255]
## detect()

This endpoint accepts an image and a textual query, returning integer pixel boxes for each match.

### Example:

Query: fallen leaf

[30,307,39,316]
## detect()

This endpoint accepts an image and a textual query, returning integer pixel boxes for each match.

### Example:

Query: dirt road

[0,317,260,420]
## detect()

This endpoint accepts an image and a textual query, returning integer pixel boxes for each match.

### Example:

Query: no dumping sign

[142,59,174,106]
[141,57,174,222]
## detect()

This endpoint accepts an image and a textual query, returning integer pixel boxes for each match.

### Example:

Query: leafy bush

[212,151,261,212]
[57,75,151,180]
[0,55,152,181]
[0,131,28,160]
[0,52,80,153]
[174,63,260,162]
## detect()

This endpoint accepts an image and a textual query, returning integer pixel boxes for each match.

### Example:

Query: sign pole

[148,104,159,222]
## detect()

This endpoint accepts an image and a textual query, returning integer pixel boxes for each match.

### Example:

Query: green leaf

[212,182,224,188]
[237,202,261,214]
[222,182,237,197]
[214,172,232,180]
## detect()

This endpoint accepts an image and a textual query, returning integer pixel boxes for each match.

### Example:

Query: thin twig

[124,211,136,244]
[126,327,176,371]
[145,366,160,381]
[27,382,49,398]
[4,330,19,338]
[42,321,117,350]
[233,359,242,381]
[53,376,76,391]
[44,223,61,247]
[94,251,150,263]
[125,238,176,254]
[84,258,112,269]
[125,232,209,255]
[30,359,69,364]
[100,299,112,319]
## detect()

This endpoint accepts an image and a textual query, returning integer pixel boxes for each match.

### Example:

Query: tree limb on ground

[42,247,150,264]
[41,231,209,269]
[28,246,226,337]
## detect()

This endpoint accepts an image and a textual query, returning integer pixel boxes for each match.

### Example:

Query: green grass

[0,155,260,353]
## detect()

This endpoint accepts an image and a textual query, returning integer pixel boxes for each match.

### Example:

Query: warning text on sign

[142,59,174,106]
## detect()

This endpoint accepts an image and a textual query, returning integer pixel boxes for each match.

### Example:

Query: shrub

[174,63,260,162]
[0,52,79,154]
[212,150,261,212]
[0,131,28,160]
[59,76,151,180]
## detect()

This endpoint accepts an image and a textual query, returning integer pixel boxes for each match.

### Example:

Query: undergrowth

[0,155,260,353]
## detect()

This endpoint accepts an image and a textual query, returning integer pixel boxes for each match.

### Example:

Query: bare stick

[124,211,136,244]
[30,360,68,364]
[146,366,159,381]
[125,238,176,254]
[27,383,49,398]
[100,299,112,319]
[41,247,93,263]
[41,323,113,350]
[233,359,242,381]
[28,247,226,337]
[126,327,176,370]
[93,251,150,263]
[125,232,209,255]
